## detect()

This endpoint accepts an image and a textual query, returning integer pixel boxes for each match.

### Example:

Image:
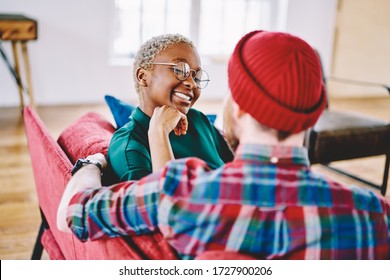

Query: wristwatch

[70,158,103,176]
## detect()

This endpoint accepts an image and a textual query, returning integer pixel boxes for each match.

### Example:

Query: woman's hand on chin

[149,105,188,136]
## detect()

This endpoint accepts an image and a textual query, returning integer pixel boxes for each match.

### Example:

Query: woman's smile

[172,90,193,102]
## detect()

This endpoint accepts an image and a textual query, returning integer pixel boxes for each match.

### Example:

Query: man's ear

[232,100,245,120]
[135,67,148,87]
[237,108,246,118]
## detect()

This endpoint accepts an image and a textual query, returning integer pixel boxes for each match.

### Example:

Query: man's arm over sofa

[57,153,164,240]
[57,153,107,233]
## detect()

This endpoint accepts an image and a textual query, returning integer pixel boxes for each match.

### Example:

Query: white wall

[330,0,390,98]
[0,0,337,107]
[284,0,338,77]
[1,0,133,107]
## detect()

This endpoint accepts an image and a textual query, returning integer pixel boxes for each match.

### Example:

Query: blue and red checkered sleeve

[66,157,211,242]
[66,171,164,241]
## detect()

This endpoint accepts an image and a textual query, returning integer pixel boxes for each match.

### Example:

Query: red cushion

[57,112,115,163]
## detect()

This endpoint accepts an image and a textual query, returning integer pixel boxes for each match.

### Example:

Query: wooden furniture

[0,14,37,109]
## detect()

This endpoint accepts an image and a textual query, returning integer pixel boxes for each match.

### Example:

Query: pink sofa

[24,106,254,260]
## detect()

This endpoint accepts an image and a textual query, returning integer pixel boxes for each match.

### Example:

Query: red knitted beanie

[228,30,327,133]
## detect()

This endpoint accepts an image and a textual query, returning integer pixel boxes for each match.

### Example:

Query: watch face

[71,158,88,175]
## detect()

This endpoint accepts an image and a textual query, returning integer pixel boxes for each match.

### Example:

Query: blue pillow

[206,114,217,124]
[104,95,135,128]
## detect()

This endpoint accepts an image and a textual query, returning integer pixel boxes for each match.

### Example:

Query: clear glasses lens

[195,69,209,89]
[173,62,209,89]
[173,62,190,80]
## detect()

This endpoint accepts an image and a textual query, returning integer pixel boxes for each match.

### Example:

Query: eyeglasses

[151,61,210,89]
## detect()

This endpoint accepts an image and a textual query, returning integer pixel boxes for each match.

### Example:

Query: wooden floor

[0,97,389,259]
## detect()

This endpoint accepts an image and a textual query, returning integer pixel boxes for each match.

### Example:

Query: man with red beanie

[58,31,390,259]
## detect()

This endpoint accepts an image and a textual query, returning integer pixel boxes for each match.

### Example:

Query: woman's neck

[139,102,154,117]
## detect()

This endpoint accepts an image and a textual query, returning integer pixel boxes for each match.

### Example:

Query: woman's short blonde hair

[133,34,194,94]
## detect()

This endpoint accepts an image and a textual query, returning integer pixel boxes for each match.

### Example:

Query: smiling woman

[108,34,234,182]
[136,42,202,116]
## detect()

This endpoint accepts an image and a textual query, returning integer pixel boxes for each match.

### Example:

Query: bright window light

[113,0,274,60]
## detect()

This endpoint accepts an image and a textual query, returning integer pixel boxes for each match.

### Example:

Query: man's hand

[86,153,107,169]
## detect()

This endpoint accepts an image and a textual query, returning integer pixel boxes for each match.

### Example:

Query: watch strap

[71,158,103,176]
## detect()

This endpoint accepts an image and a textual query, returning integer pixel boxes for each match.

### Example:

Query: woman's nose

[183,72,197,89]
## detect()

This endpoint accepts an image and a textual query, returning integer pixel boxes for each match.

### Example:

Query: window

[112,0,286,62]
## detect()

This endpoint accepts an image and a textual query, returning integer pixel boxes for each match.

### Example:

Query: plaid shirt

[67,144,390,259]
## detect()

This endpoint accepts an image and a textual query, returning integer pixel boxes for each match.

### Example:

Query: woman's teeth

[174,92,191,101]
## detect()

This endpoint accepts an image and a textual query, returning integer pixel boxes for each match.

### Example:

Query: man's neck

[238,115,305,147]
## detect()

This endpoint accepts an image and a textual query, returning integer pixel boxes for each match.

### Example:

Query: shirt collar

[234,144,310,166]
[132,107,151,130]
